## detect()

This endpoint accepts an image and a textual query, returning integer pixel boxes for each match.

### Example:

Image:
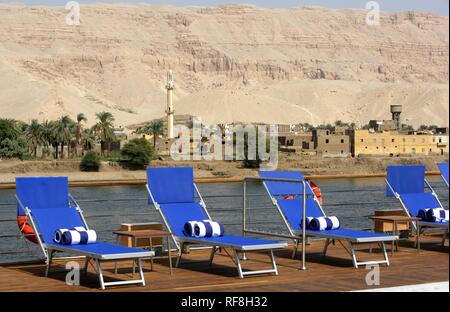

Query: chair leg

[348,242,358,269]
[233,249,244,279]
[292,239,299,259]
[45,250,54,277]
[269,250,278,276]
[95,259,105,290]
[381,242,390,267]
[209,246,216,266]
[442,230,448,247]
[323,238,331,256]
[83,257,90,276]
[176,243,184,267]
[136,258,146,287]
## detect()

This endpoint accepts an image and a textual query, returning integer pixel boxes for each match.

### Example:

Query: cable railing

[0,179,448,263]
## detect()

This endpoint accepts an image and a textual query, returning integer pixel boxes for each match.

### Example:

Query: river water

[0,176,447,263]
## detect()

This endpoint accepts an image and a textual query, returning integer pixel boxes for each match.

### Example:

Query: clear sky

[1,0,448,16]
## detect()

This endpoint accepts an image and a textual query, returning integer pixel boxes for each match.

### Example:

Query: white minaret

[166,71,174,139]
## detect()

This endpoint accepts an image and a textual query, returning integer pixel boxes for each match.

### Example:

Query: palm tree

[137,119,164,147]
[93,112,116,156]
[75,113,87,156]
[0,118,21,141]
[53,115,74,159]
[24,119,45,158]
[81,128,96,152]
[41,120,58,159]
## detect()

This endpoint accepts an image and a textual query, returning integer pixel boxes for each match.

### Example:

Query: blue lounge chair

[386,165,449,246]
[146,167,287,278]
[15,176,153,290]
[258,171,397,268]
[438,163,449,188]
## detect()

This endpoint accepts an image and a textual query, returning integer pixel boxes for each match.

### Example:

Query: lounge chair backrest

[277,198,324,231]
[31,208,85,244]
[259,171,324,231]
[15,177,84,244]
[259,171,314,196]
[16,177,70,210]
[159,203,208,237]
[438,163,449,185]
[147,167,206,236]
[386,165,426,197]
[147,167,195,204]
[399,193,441,217]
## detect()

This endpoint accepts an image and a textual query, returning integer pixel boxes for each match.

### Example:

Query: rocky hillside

[0,3,448,127]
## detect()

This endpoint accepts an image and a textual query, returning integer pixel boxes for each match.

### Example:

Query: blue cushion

[400,193,441,217]
[419,220,449,227]
[305,228,393,239]
[30,208,84,244]
[184,235,283,248]
[16,177,70,216]
[259,171,314,196]
[45,241,149,256]
[147,167,195,204]
[277,199,324,231]
[438,163,449,185]
[159,203,208,236]
[386,165,425,197]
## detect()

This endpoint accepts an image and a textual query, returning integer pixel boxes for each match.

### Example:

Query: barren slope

[0,3,448,127]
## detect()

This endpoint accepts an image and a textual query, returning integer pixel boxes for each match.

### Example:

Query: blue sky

[1,0,448,16]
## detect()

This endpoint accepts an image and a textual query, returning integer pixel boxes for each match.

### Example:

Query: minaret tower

[166,71,174,139]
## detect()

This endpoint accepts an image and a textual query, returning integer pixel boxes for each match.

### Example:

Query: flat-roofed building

[313,128,351,157]
[353,130,449,156]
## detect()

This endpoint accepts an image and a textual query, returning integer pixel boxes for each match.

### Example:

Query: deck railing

[0,178,448,264]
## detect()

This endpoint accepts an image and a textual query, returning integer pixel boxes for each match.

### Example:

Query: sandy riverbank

[0,154,447,184]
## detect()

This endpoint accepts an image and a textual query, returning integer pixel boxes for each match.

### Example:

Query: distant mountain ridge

[0,3,448,127]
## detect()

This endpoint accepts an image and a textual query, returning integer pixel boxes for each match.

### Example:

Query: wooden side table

[369,215,421,254]
[113,229,174,275]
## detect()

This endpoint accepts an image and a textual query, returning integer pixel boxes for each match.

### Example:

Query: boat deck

[0,237,448,292]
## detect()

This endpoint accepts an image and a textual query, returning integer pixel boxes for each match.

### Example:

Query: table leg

[391,221,395,256]
[416,221,420,251]
[168,237,173,275]
[114,234,119,274]
[132,237,137,277]
[395,221,399,251]
[149,237,154,271]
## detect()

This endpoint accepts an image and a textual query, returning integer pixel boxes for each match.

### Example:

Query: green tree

[41,120,60,159]
[75,113,87,155]
[80,150,101,172]
[401,124,414,131]
[24,119,45,158]
[120,138,154,169]
[316,123,334,130]
[0,119,20,141]
[428,125,438,132]
[137,119,164,147]
[93,112,116,156]
[53,115,74,159]
[418,125,428,131]
[81,128,96,152]
[0,137,28,159]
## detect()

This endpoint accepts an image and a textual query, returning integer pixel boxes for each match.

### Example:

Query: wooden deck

[0,237,448,292]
